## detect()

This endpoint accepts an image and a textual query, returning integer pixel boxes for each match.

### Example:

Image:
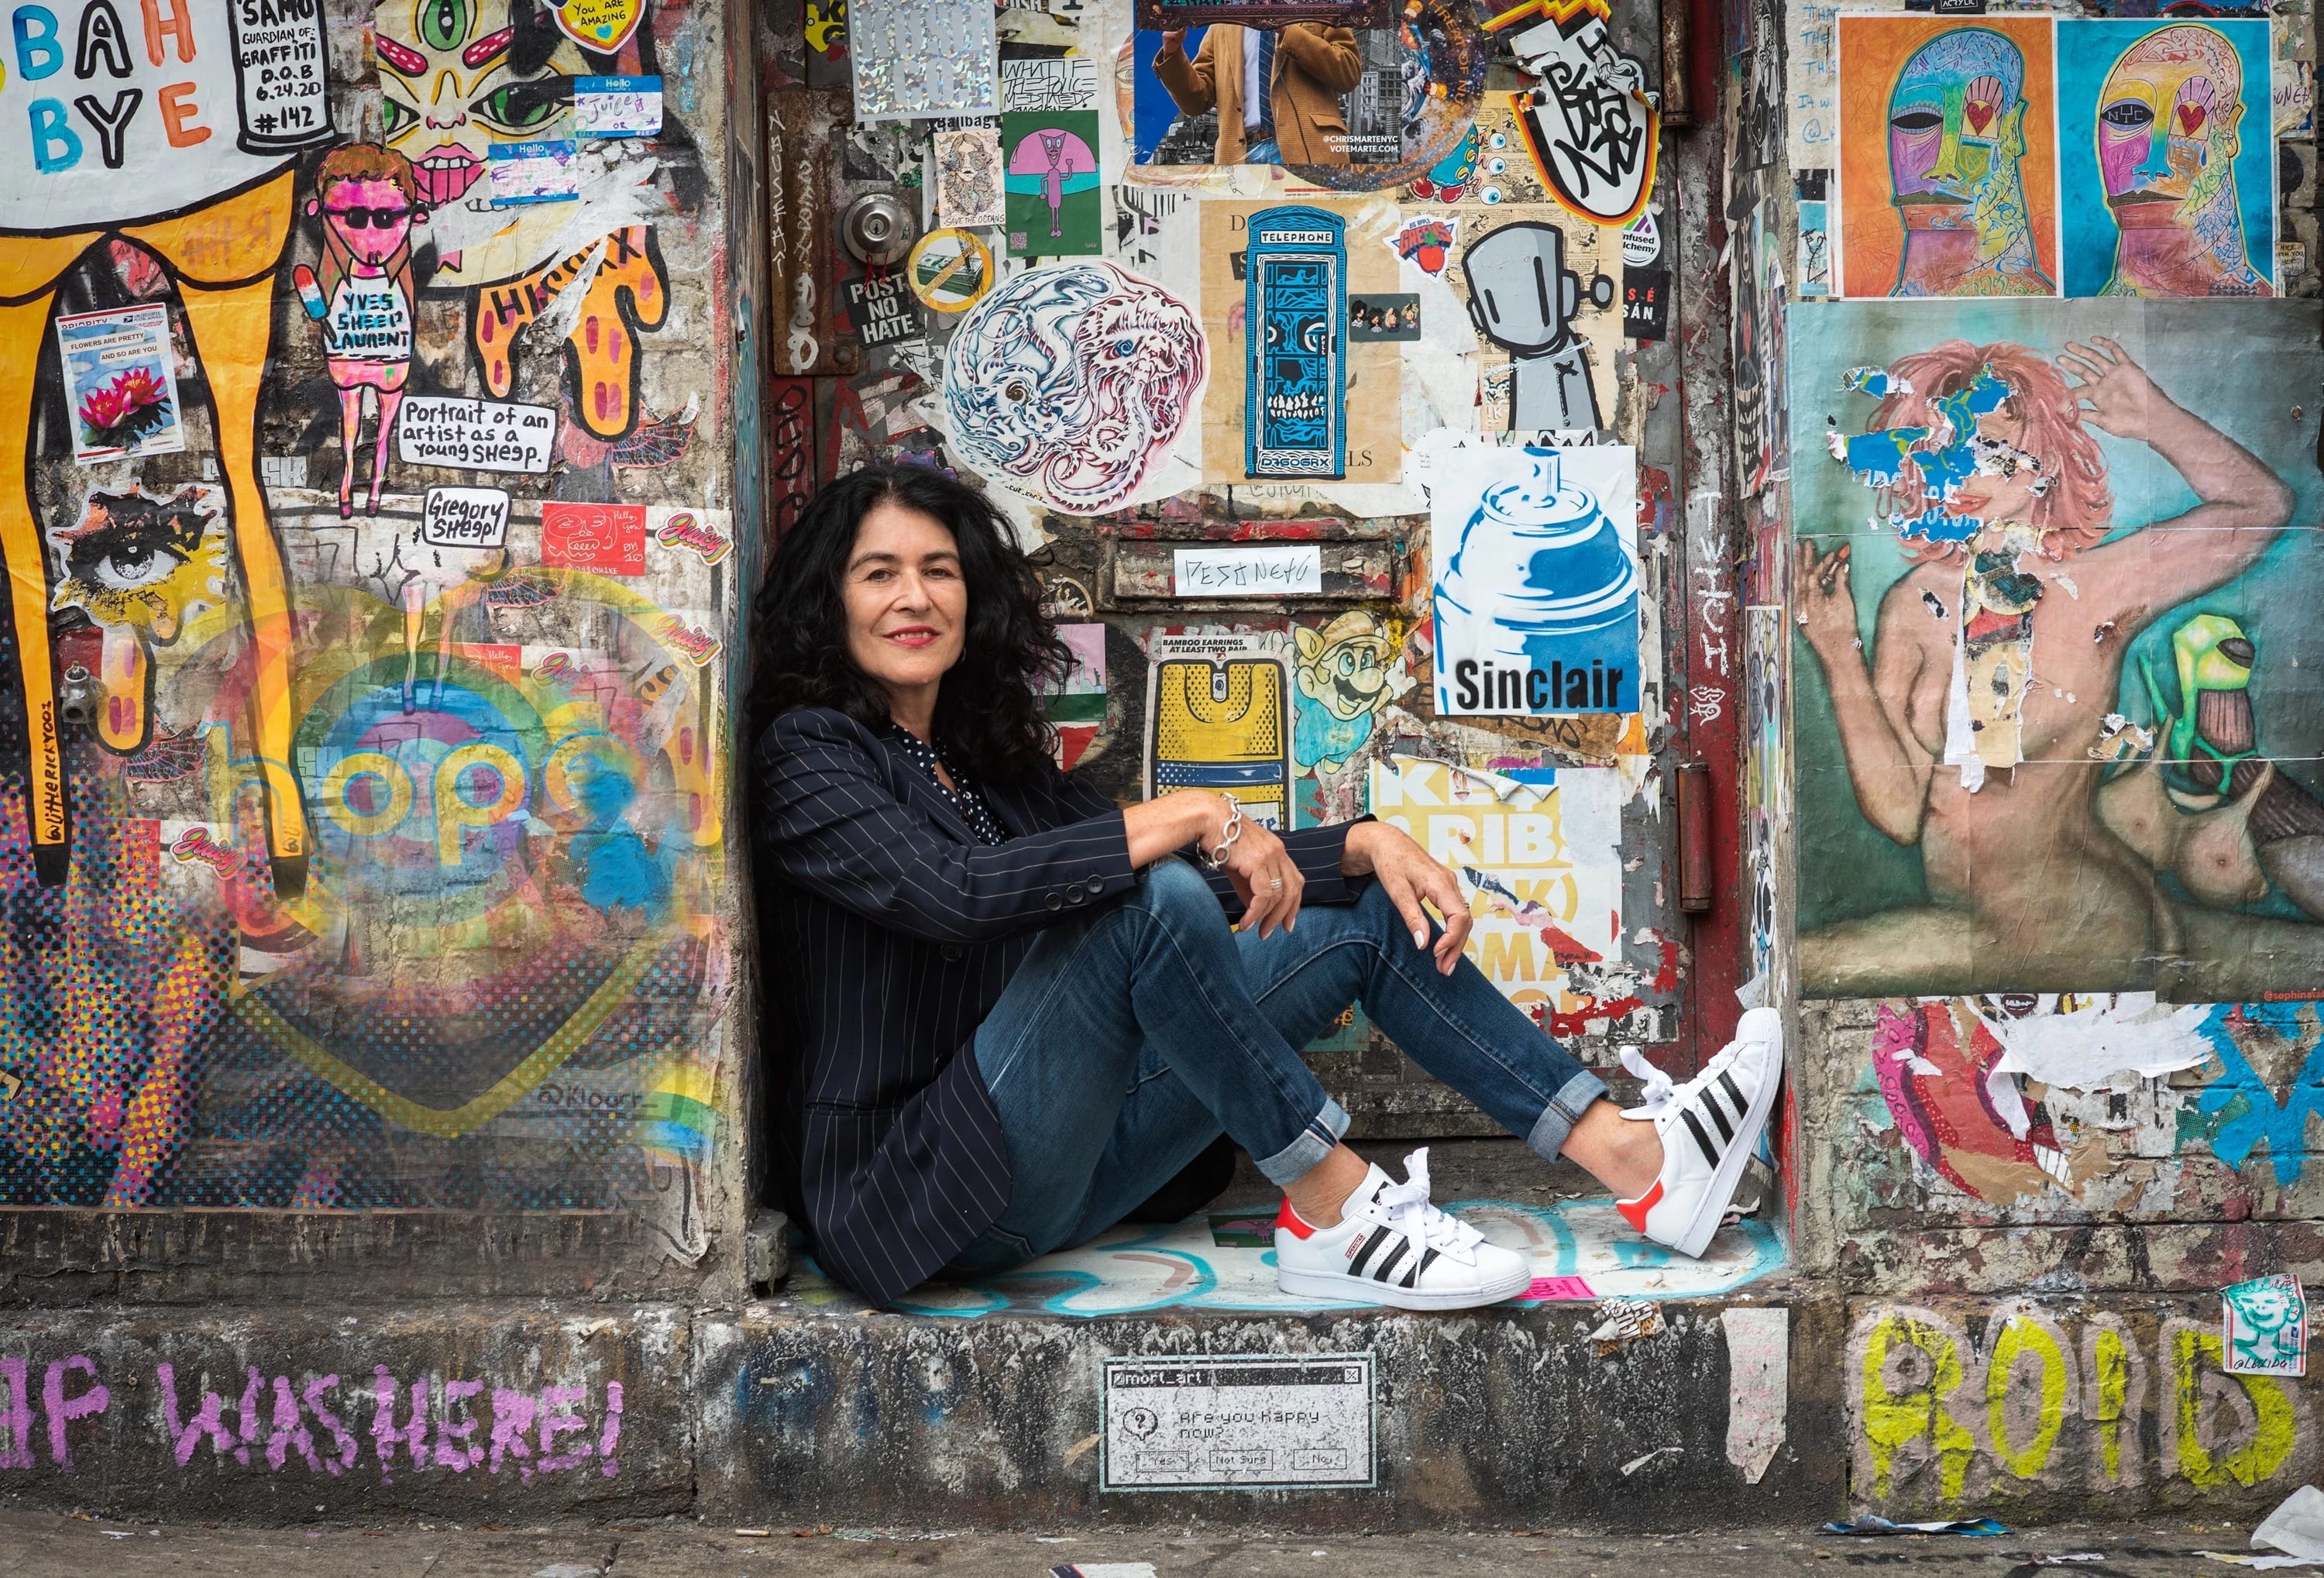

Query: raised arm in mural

[1794,335,2297,995]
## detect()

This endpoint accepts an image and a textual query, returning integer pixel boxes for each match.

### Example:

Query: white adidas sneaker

[1615,1006,1784,1258]
[1274,1148,1531,1311]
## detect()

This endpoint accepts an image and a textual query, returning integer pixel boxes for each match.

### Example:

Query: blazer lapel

[878,735,982,846]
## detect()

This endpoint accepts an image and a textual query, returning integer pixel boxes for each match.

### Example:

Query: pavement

[0,1508,2285,1577]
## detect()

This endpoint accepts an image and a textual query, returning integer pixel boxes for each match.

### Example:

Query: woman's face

[1952,402,2050,545]
[843,501,968,700]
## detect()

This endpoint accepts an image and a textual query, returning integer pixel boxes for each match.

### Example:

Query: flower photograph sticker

[57,304,185,466]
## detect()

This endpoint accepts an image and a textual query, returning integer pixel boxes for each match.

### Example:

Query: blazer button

[942,944,965,961]
[1086,873,1108,890]
[1067,885,1086,906]
[1045,892,1064,910]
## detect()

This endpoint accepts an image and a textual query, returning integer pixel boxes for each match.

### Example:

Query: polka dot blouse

[890,727,1008,846]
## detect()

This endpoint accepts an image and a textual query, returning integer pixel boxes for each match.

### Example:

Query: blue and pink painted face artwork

[1838,17,2060,297]
[2058,19,2274,297]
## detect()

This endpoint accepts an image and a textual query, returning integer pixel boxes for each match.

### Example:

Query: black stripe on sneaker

[1681,1107,1721,1165]
[1408,1248,1440,1288]
[1373,1239,1411,1284]
[1702,1091,1735,1144]
[1348,1226,1393,1277]
[1719,1071,1749,1117]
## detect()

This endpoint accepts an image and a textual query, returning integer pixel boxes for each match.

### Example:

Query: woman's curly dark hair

[747,465,1069,784]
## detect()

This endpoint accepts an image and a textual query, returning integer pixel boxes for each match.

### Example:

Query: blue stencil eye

[1115,339,1134,356]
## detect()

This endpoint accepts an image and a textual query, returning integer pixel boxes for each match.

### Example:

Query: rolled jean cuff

[1524,1070,1611,1163]
[1253,1097,1350,1187]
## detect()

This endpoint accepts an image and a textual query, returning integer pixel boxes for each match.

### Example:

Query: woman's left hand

[1342,821,1472,975]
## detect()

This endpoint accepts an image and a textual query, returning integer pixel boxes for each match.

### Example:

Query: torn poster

[1432,445,1641,716]
[1965,993,2213,1085]
[1045,623,1109,771]
[1002,111,1104,256]
[1367,754,1623,1017]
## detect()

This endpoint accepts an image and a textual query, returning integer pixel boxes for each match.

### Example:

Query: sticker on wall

[1292,611,1401,774]
[1246,205,1348,480]
[1789,299,2324,1001]
[57,304,185,465]
[574,76,664,139]
[1045,622,1109,770]
[840,266,927,347]
[397,397,558,473]
[1174,545,1325,597]
[2058,19,2275,297]
[552,0,649,52]
[1462,222,1615,432]
[1146,629,1294,830]
[1796,170,1831,300]
[935,128,1007,229]
[422,487,513,550]
[944,260,1206,513]
[1497,0,1659,225]
[906,229,995,314]
[2223,1274,2307,1376]
[999,55,1102,114]
[1348,294,1421,341]
[653,507,734,566]
[1835,15,2061,297]
[1099,1353,1377,1493]
[1002,111,1103,256]
[847,0,1001,121]
[1369,755,1623,1017]
[541,501,649,574]
[487,139,582,205]
[1622,270,1669,341]
[1432,444,1641,717]
[1393,214,1459,275]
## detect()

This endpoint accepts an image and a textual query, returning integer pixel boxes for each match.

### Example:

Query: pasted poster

[845,0,999,122]
[1789,299,2324,1000]
[1835,15,2061,298]
[1145,627,1296,831]
[2057,19,2276,298]
[1368,755,1622,1023]
[1197,199,1401,486]
[1001,111,1103,257]
[1432,445,1642,717]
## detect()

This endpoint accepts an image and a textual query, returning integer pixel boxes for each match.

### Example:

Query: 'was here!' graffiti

[0,0,730,1239]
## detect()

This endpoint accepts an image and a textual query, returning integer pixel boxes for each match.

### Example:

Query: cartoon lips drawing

[410,145,485,208]
[1874,999,2069,1200]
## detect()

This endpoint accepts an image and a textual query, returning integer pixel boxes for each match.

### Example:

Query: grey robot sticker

[1462,222,1614,433]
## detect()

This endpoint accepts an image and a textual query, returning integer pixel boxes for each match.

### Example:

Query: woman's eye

[93,544,181,592]
[382,97,416,138]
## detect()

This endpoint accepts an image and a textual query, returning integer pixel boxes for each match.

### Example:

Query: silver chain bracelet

[1202,793,1243,871]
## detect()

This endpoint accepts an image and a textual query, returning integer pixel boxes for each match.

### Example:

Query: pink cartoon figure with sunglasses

[293,145,428,518]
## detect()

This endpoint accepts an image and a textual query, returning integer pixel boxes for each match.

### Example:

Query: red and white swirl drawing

[943,260,1208,514]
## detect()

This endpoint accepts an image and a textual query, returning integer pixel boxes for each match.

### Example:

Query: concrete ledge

[0,1210,707,1308]
[0,1304,690,1520]
[693,1291,1847,1530]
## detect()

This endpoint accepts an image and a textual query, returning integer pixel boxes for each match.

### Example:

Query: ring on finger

[1268,877,1284,891]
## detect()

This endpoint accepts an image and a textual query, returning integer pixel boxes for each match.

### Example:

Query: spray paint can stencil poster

[1432,445,1642,716]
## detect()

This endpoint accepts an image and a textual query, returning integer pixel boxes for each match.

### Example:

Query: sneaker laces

[1372,1147,1484,1257]
[1618,1045,1677,1121]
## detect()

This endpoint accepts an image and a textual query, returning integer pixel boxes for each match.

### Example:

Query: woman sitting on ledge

[748,465,1781,1310]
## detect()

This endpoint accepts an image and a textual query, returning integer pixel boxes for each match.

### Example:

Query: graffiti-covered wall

[1752,0,2324,1518]
[0,0,753,1259]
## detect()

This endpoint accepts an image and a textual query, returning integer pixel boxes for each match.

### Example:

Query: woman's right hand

[1794,538,1859,656]
[1123,791,1305,937]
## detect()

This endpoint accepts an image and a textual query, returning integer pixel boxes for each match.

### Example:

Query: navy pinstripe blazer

[752,705,1358,1306]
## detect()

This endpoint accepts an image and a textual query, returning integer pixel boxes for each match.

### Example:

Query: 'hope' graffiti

[0,1356,623,1482]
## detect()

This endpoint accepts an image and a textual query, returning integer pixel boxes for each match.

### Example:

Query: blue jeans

[945,859,1608,1275]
